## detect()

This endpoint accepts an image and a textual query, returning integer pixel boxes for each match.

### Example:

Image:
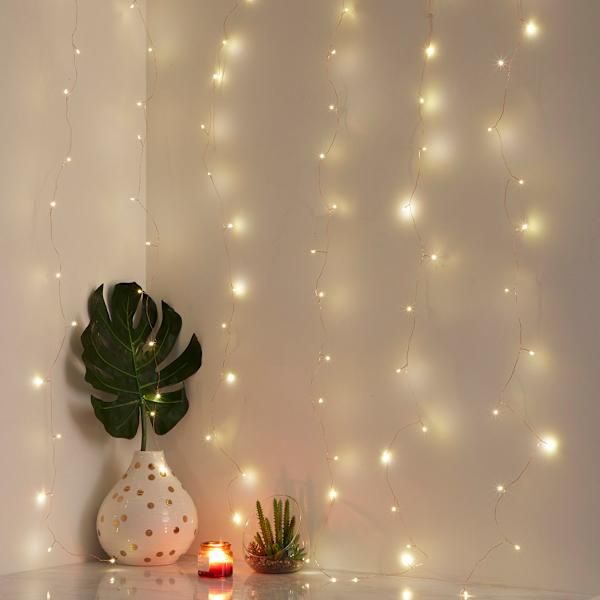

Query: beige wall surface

[145,0,600,594]
[0,1,146,575]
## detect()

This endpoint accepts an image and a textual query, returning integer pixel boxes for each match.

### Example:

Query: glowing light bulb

[154,393,161,400]
[381,450,392,464]
[222,39,229,46]
[421,146,428,152]
[232,281,246,296]
[525,20,538,37]
[488,126,494,132]
[225,222,234,230]
[425,43,436,58]
[32,375,45,388]
[149,410,156,417]
[330,577,337,583]
[136,101,143,107]
[493,408,500,416]
[430,253,438,261]
[329,104,336,111]
[514,544,521,551]
[53,433,62,440]
[75,48,81,55]
[497,58,505,67]
[406,305,413,313]
[221,322,227,329]
[520,223,529,232]
[528,349,535,356]
[47,546,53,553]
[518,179,525,185]
[147,47,153,53]
[310,249,317,254]
[419,96,425,105]
[462,592,471,600]
[539,436,558,455]
[317,397,324,404]
[333,455,339,461]
[400,551,415,568]
[36,491,48,505]
[63,88,69,95]
[225,372,237,384]
[319,153,326,160]
[232,512,243,525]
[200,123,206,130]
[50,201,56,207]
[391,506,398,512]
[504,287,510,294]
[109,558,116,564]
[351,577,359,583]
[421,425,428,433]
[65,156,72,163]
[328,488,338,501]
[324,354,332,362]
[402,590,414,600]
[71,320,78,327]
[205,434,212,441]
[148,340,156,347]
[213,70,224,83]
[47,592,51,600]
[330,48,337,56]
[497,484,505,493]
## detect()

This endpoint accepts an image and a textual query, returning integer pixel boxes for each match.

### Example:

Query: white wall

[0,0,146,575]
[146,0,600,594]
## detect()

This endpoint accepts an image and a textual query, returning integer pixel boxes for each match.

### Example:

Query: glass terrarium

[242,495,309,574]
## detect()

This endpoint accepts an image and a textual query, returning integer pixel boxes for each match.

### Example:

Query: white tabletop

[0,556,592,600]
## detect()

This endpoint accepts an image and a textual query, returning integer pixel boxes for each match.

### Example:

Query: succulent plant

[246,498,306,562]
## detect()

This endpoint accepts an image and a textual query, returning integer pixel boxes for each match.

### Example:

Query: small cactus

[247,498,306,561]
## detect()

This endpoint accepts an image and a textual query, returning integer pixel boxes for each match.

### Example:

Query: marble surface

[0,556,594,600]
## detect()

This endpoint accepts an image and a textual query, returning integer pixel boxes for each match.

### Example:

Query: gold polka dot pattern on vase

[96,450,197,566]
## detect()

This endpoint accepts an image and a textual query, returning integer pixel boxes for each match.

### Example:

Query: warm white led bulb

[205,434,212,441]
[328,488,338,501]
[528,349,535,356]
[324,354,332,362]
[147,47,153,53]
[400,551,415,568]
[525,20,538,37]
[425,43,436,58]
[54,433,62,440]
[402,590,414,600]
[406,305,413,313]
[330,577,337,583]
[136,101,143,107]
[520,223,529,231]
[36,491,48,505]
[109,557,116,564]
[213,70,224,82]
[381,450,392,464]
[421,425,428,433]
[225,372,237,384]
[497,484,505,493]
[488,126,494,132]
[154,393,161,400]
[493,408,500,416]
[232,512,243,525]
[514,544,521,551]
[317,397,324,404]
[149,410,156,417]
[430,253,438,261]
[419,96,425,105]
[33,375,45,388]
[518,179,525,185]
[330,49,337,56]
[232,281,246,296]
[329,104,335,111]
[539,436,558,455]
[504,287,510,294]
[391,505,398,512]
[221,322,227,329]
[351,577,359,583]
[497,59,505,67]
[319,153,326,160]
[63,88,69,95]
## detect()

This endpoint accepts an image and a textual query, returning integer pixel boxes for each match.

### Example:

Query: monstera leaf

[81,282,202,450]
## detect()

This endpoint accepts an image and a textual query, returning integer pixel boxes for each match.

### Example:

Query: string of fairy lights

[305,0,353,582]
[197,0,255,522]
[460,5,557,599]
[377,0,437,576]
[32,0,114,565]
[33,0,162,567]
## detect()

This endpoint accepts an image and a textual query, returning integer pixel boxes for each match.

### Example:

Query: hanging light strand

[461,3,552,596]
[306,1,352,581]
[198,0,250,520]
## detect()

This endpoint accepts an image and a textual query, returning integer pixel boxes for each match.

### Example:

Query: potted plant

[244,497,307,574]
[81,282,202,566]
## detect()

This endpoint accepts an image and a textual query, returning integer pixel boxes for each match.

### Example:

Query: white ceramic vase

[96,450,198,566]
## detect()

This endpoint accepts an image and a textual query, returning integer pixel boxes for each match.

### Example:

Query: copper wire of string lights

[305,1,352,583]
[460,5,555,599]
[130,0,160,252]
[198,0,251,524]
[33,0,114,565]
[378,0,438,575]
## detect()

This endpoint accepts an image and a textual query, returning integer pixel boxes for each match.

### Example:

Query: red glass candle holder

[198,541,233,578]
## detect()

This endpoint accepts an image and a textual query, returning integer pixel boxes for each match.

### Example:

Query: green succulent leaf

[81,282,202,449]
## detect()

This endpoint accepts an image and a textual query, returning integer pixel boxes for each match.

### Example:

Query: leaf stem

[140,406,147,451]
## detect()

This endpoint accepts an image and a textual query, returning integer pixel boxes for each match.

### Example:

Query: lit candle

[198,541,233,578]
